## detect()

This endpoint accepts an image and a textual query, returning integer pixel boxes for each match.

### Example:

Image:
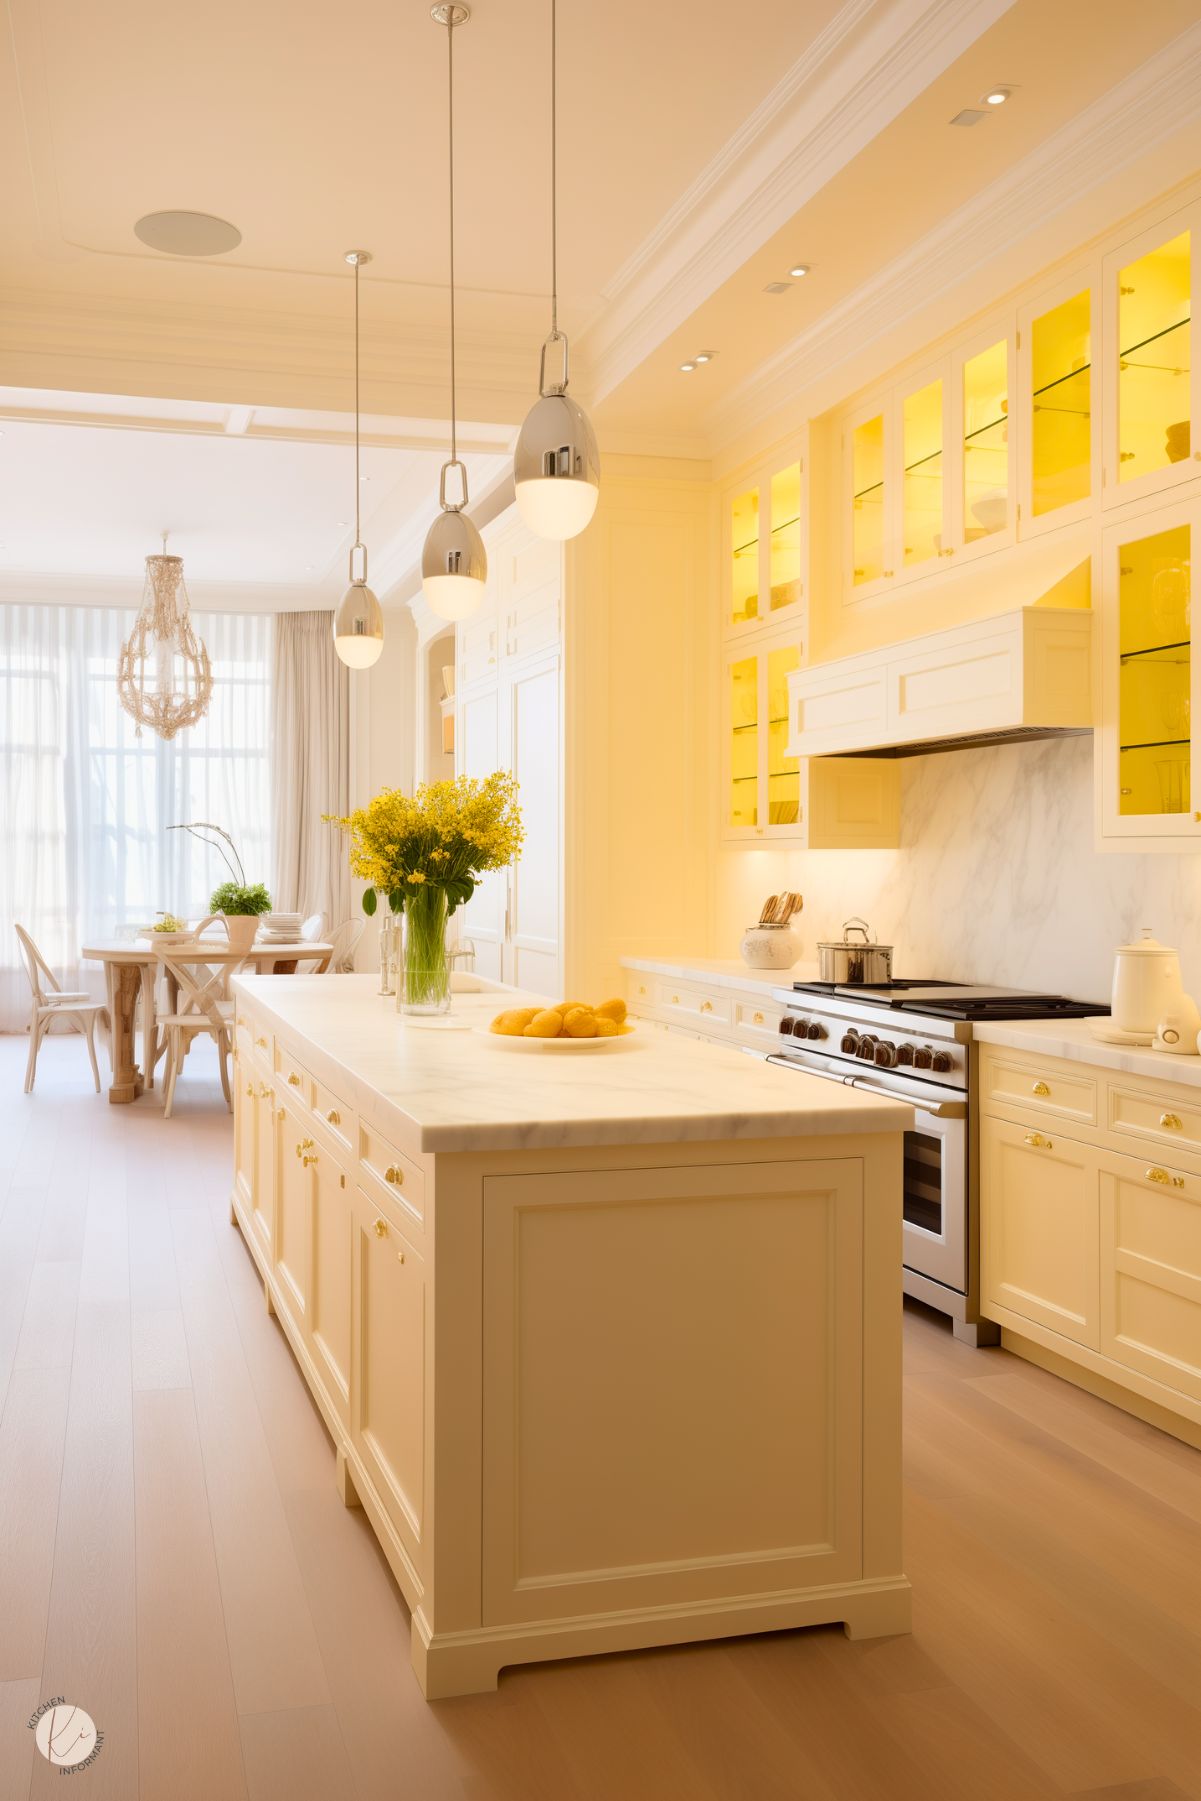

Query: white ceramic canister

[1111,930,1185,1036]
[741,922,800,971]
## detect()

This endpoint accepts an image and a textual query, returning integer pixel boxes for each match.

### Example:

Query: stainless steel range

[761,979,1107,1346]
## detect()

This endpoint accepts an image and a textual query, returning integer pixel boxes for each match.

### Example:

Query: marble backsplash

[714,734,1201,1004]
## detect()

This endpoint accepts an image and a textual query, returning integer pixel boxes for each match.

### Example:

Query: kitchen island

[229,974,913,1697]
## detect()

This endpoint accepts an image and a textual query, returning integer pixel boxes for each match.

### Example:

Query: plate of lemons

[480,997,636,1049]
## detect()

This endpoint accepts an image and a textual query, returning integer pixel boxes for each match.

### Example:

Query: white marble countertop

[973,1017,1201,1088]
[234,974,912,1153]
[621,954,819,995]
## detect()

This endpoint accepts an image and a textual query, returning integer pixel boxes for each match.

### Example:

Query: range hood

[786,599,1092,761]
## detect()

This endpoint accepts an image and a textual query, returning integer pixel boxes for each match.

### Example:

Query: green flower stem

[403,887,450,1013]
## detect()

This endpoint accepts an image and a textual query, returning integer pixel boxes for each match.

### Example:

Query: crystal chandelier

[116,538,213,739]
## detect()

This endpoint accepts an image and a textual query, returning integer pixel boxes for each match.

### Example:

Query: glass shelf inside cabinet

[731,487,760,626]
[1118,230,1191,486]
[769,464,802,613]
[1031,289,1092,517]
[963,340,1008,542]
[766,645,800,826]
[852,414,886,587]
[1117,520,1191,817]
[729,655,759,826]
[902,379,943,567]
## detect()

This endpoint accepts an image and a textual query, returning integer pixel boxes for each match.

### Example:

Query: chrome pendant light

[423,3,487,622]
[333,249,385,668]
[514,0,599,542]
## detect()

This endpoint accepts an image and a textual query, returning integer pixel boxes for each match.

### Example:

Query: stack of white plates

[260,911,302,943]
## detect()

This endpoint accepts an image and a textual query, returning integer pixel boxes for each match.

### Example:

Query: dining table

[82,937,334,1104]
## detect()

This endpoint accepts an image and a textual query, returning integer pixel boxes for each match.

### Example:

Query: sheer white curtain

[271,611,350,932]
[0,603,273,1031]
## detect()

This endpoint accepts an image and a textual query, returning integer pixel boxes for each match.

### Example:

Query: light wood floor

[1,1033,1198,1801]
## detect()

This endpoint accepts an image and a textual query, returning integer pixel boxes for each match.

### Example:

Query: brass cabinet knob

[700,1000,713,1013]
[257,1083,271,1100]
[245,1082,254,1098]
[295,1137,314,1160]
[1023,1132,1052,1150]
[327,1109,341,1127]
[385,1166,404,1186]
[1160,1112,1183,1130]
[373,1217,389,1237]
[883,568,895,578]
[670,995,680,1005]
[1032,1081,1050,1097]
[753,1011,765,1026]
[256,1036,267,1048]
[288,1073,301,1087]
[396,1250,406,1265]
[1146,1166,1185,1187]
[302,1152,318,1168]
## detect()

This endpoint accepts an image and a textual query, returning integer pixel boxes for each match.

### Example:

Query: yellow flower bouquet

[326,772,523,1013]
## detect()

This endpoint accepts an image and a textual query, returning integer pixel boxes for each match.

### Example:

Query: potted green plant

[209,880,272,952]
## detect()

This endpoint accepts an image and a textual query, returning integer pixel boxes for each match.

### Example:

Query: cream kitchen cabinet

[350,1183,427,1571]
[978,1039,1201,1435]
[1018,268,1098,535]
[1096,487,1200,848]
[724,448,806,636]
[723,630,899,846]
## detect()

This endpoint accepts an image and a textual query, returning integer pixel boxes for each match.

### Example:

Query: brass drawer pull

[295,1137,315,1162]
[373,1217,389,1238]
[287,1072,301,1087]
[302,1150,318,1168]
[396,1250,406,1265]
[326,1109,341,1127]
[256,1035,267,1049]
[1160,1112,1183,1130]
[384,1165,404,1186]
[1024,1132,1052,1150]
[245,1082,254,1098]
[670,994,680,1005]
[257,1083,271,1100]
[1146,1166,1185,1187]
[1031,1081,1050,1097]
[753,1011,765,1026]
[700,1000,713,1013]
[339,1172,346,1190]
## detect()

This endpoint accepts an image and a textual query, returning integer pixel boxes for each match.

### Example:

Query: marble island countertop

[234,974,912,1153]
[973,1016,1201,1088]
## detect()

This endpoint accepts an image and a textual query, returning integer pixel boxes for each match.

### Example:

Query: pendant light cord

[447,14,458,469]
[550,0,557,340]
[354,254,362,548]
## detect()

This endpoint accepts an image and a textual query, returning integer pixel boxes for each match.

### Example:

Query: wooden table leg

[141,960,159,1088]
[108,962,145,1104]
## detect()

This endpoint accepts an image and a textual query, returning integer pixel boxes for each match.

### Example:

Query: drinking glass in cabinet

[769,465,802,613]
[729,656,758,828]
[852,414,886,587]
[962,340,1008,540]
[1117,521,1191,817]
[766,645,800,826]
[1117,230,1191,486]
[731,488,760,625]
[902,379,943,567]
[1031,289,1091,516]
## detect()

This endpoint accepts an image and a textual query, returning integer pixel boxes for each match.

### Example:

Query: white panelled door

[458,684,506,983]
[508,652,562,996]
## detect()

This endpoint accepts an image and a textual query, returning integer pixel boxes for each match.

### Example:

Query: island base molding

[410,1578,913,1701]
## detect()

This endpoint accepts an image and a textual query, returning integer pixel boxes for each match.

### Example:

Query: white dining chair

[300,911,327,943]
[327,918,365,972]
[15,924,111,1095]
[155,945,248,1117]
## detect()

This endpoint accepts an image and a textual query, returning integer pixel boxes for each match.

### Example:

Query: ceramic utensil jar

[1111,930,1185,1036]
[741,922,800,970]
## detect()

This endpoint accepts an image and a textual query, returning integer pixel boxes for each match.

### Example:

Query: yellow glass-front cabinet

[722,634,900,847]
[1099,491,1200,847]
[1019,273,1096,531]
[725,452,805,633]
[953,323,1016,560]
[1103,209,1198,508]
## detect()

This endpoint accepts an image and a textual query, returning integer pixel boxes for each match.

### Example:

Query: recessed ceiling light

[694,352,713,364]
[763,280,792,295]
[679,361,695,372]
[949,108,986,127]
[133,210,242,256]
[983,85,1012,105]
[788,264,811,278]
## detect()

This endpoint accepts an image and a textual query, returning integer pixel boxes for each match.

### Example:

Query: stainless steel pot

[816,918,893,985]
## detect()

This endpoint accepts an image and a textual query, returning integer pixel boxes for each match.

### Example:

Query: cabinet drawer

[654,981,733,1029]
[1100,1149,1201,1402]
[359,1120,425,1229]
[274,1046,314,1107]
[733,998,784,1046]
[982,1052,1097,1126]
[236,1013,272,1069]
[1107,1086,1201,1160]
[311,1077,356,1162]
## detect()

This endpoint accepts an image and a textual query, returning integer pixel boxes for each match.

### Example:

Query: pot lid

[1116,929,1179,956]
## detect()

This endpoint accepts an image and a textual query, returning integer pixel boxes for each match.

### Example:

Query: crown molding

[707,20,1201,456]
[0,567,334,612]
[582,0,1016,404]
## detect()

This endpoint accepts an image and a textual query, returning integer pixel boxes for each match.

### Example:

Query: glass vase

[398,886,451,1016]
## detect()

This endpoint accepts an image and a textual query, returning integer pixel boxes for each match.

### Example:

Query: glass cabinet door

[766,644,801,827]
[1116,228,1190,489]
[1029,287,1092,518]
[730,486,760,627]
[960,337,1011,549]
[900,377,944,571]
[768,464,802,616]
[1102,501,1198,843]
[727,654,759,831]
[850,412,887,589]
[724,641,803,838]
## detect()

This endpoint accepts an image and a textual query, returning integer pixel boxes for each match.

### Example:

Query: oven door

[763,1049,968,1295]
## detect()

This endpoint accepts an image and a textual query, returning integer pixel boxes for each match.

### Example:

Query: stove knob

[873,1041,897,1068]
[805,1021,826,1041]
[857,1039,878,1061]
[840,1030,859,1054]
[778,1017,795,1035]
[912,1045,933,1070]
[894,1042,915,1067]
[931,1050,954,1074]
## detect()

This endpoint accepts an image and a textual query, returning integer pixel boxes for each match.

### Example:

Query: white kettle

[1111,930,1184,1037]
